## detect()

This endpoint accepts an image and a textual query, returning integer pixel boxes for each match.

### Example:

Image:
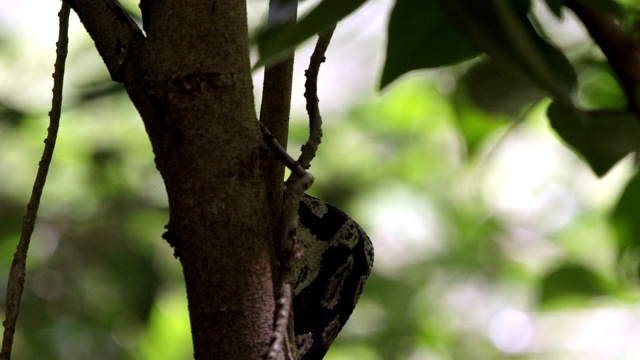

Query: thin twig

[279,27,337,266]
[261,1,299,358]
[260,122,309,181]
[275,26,338,261]
[264,26,336,360]
[299,26,335,170]
[260,0,298,147]
[265,282,293,360]
[0,3,69,359]
[260,115,314,270]
[260,0,298,276]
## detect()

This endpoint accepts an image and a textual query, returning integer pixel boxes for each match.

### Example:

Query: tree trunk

[65,1,278,358]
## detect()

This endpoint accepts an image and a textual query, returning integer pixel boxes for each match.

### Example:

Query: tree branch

[64,0,144,82]
[299,26,335,169]
[260,2,299,358]
[278,27,336,267]
[565,1,640,113]
[264,27,336,359]
[0,3,70,359]
[261,119,312,360]
[260,0,298,148]
[266,282,294,360]
[259,0,298,277]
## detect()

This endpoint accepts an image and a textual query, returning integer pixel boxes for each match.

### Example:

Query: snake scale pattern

[293,194,374,359]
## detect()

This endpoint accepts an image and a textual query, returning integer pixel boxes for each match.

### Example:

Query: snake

[292,194,374,359]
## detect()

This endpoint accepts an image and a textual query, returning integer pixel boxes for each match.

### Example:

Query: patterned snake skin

[293,195,374,359]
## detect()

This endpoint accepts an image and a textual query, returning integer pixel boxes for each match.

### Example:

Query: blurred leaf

[572,0,625,16]
[461,60,546,117]
[574,58,626,109]
[452,107,509,157]
[139,287,192,360]
[325,344,381,360]
[119,0,144,24]
[451,72,516,156]
[538,262,614,308]
[440,0,576,101]
[78,81,126,104]
[0,101,26,126]
[542,0,565,18]
[380,0,479,88]
[611,173,640,279]
[354,275,415,354]
[548,101,640,176]
[255,0,368,67]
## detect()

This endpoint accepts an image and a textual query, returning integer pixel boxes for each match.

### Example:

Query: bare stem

[261,2,299,358]
[266,283,294,360]
[0,3,69,359]
[264,24,336,360]
[260,0,298,267]
[299,26,335,170]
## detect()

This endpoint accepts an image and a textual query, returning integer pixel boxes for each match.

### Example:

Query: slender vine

[0,3,70,359]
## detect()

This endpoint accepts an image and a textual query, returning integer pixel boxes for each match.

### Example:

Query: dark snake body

[293,195,374,359]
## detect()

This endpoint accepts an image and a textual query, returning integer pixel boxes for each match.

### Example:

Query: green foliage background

[2,0,640,359]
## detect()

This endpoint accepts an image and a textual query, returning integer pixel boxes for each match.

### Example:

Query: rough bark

[65,0,277,358]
